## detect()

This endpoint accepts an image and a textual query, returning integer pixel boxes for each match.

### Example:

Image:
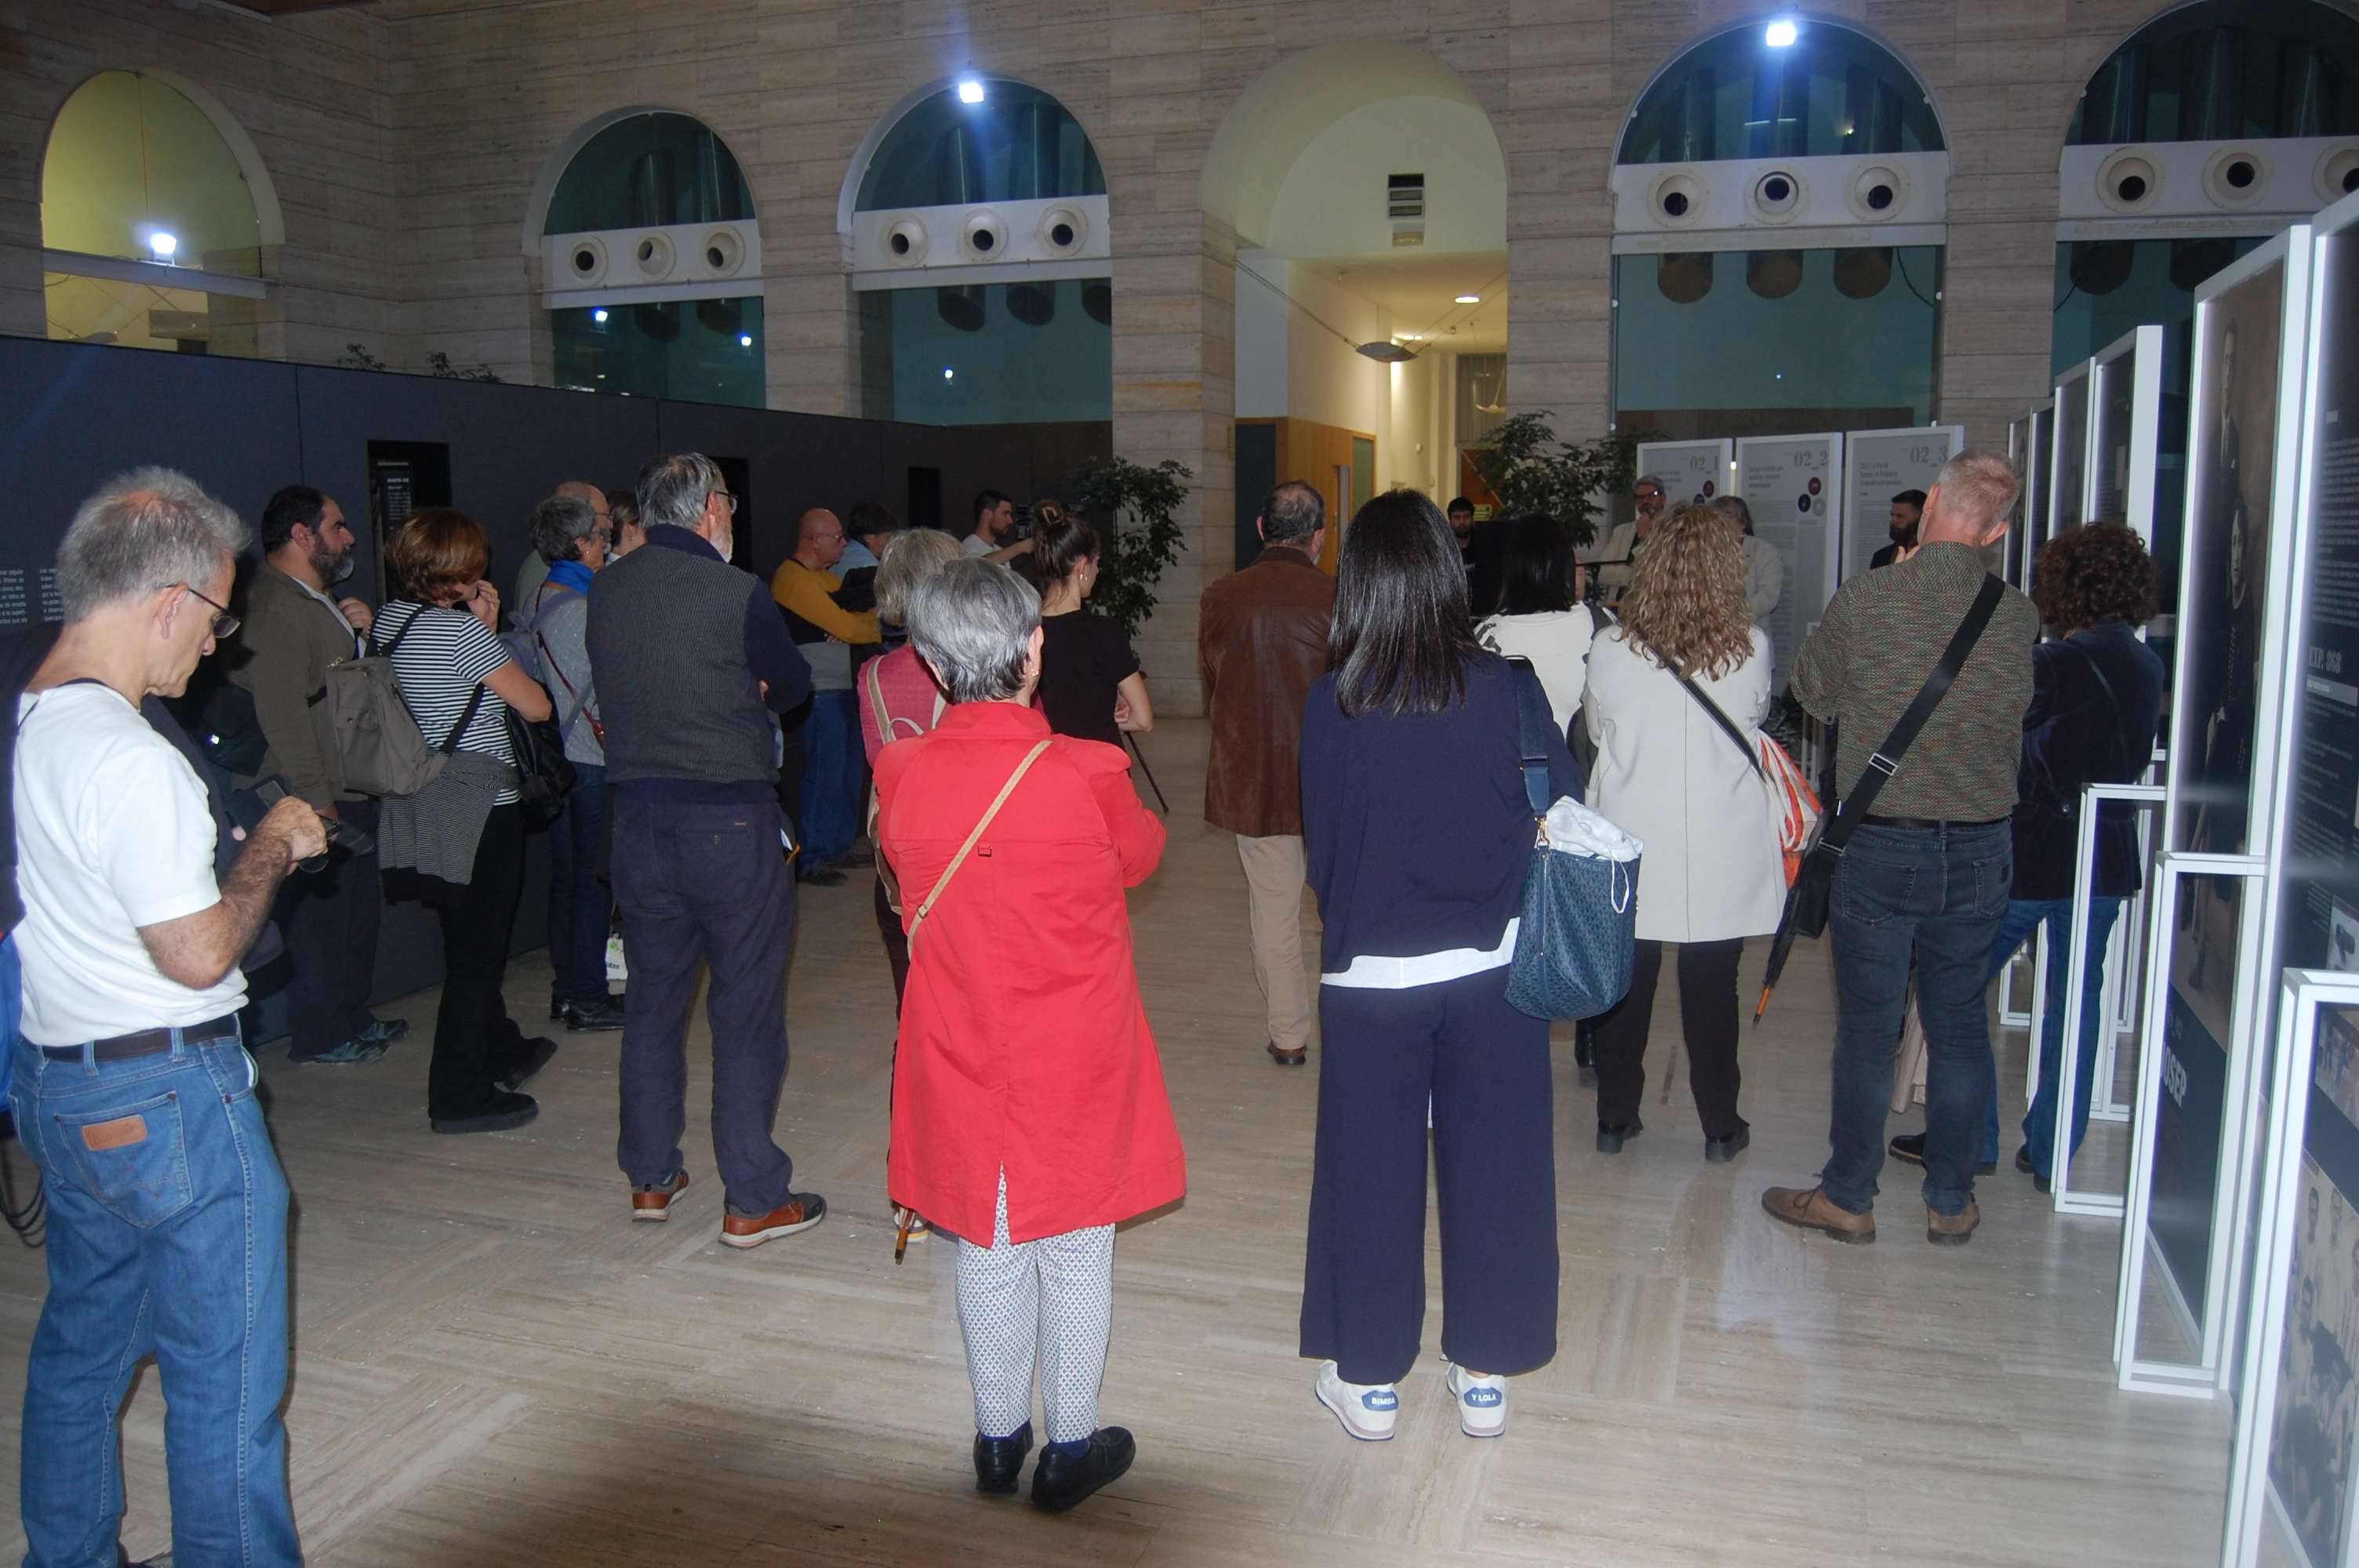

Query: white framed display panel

[2219,971,2359,1568]
[1734,433,1844,696]
[2114,852,2271,1396]
[2022,400,2055,593]
[1635,439,1732,507]
[1838,425,1964,583]
[2090,325,2165,543]
[2050,359,2095,545]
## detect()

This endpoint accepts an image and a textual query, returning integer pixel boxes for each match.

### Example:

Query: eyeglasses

[812,532,844,543]
[181,584,240,640]
[712,491,739,516]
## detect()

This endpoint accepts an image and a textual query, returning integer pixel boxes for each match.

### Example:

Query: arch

[522,106,756,257]
[2067,0,2359,144]
[1616,14,1946,169]
[40,67,284,260]
[1201,41,1493,248]
[834,74,1106,235]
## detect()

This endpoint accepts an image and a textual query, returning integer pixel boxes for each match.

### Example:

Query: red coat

[875,701,1186,1243]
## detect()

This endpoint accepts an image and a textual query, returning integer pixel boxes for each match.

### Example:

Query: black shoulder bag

[1781,572,2008,940]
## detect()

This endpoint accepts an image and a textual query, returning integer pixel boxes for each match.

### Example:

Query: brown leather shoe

[631,1170,689,1221]
[1761,1184,1876,1243]
[1927,1201,1981,1246]
[718,1192,828,1249]
[1267,1041,1307,1067]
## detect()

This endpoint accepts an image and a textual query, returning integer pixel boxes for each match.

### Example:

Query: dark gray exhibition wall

[0,334,1055,1034]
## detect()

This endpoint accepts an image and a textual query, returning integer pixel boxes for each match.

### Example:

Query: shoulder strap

[441,682,488,754]
[1507,656,1553,815]
[370,601,420,660]
[907,738,1053,942]
[536,630,591,734]
[864,655,895,739]
[1826,572,2008,844]
[2067,637,2131,778]
[1643,637,1764,780]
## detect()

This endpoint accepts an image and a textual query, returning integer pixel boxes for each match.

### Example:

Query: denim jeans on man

[1822,820,2012,1218]
[10,1000,301,1567]
[546,763,612,1005]
[795,688,863,866]
[1980,895,2123,1181]
[610,794,800,1214]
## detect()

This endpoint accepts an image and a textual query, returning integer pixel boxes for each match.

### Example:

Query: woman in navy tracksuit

[1297,490,1582,1444]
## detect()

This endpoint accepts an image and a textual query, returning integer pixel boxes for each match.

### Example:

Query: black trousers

[1590,937,1747,1140]
[874,874,909,1008]
[1300,967,1558,1386]
[277,797,382,1057]
[425,805,533,1119]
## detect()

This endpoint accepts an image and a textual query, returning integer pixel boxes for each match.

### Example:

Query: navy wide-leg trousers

[1300,966,1558,1387]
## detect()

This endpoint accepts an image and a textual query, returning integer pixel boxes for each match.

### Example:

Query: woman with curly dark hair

[1888,520,2164,1189]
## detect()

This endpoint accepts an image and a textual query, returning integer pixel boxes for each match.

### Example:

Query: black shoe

[796,861,847,887]
[494,1037,558,1094]
[1888,1131,1995,1174]
[562,998,626,1033]
[1704,1126,1750,1163]
[974,1421,1034,1495]
[1030,1427,1135,1514]
[550,990,565,1021]
[431,1091,538,1134]
[1597,1121,1642,1154]
[2015,1145,2035,1174]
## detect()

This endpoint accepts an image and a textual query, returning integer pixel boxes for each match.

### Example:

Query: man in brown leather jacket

[1198,480,1333,1066]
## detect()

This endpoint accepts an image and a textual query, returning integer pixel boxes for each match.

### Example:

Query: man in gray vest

[587,452,826,1248]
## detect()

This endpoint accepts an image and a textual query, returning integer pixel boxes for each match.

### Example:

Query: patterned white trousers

[955,1172,1114,1443]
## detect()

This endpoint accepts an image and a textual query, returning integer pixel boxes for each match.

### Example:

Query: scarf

[546,559,595,595]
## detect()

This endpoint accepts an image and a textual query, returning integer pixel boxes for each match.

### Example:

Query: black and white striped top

[375,601,518,802]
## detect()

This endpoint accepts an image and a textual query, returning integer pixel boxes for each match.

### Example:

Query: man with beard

[229,485,406,1065]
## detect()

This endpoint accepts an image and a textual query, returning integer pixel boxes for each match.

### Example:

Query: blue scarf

[546,559,594,595]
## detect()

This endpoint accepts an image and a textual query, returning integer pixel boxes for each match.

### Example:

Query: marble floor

[0,718,2230,1566]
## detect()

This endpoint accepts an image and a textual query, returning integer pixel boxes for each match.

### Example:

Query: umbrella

[1127,732,1170,814]
[1754,887,1809,1025]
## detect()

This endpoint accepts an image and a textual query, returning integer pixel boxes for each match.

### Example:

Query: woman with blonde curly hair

[1580,503,1783,1160]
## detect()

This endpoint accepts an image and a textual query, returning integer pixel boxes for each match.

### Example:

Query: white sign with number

[1841,426,1963,582]
[1736,433,1844,693]
[1635,439,1733,508]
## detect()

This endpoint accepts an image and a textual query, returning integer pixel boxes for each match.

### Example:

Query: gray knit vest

[585,539,776,786]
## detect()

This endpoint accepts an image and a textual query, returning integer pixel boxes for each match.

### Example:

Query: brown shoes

[1267,1040,1307,1067]
[1761,1184,1876,1243]
[718,1192,829,1250]
[1927,1201,1981,1246]
[631,1170,689,1221]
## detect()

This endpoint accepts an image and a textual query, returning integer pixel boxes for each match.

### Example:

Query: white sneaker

[1315,1360,1398,1441]
[1447,1364,1507,1437]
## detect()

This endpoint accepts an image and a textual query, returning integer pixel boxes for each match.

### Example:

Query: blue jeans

[547,762,613,1005]
[1985,895,2124,1181]
[796,688,863,866]
[11,1015,300,1567]
[1821,821,2012,1218]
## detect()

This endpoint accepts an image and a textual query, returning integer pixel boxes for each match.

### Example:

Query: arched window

[1618,23,1943,165]
[41,69,274,357]
[2069,0,2359,146]
[540,111,764,408]
[845,78,1112,426]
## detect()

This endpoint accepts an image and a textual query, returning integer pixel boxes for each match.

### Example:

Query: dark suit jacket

[2011,621,2165,900]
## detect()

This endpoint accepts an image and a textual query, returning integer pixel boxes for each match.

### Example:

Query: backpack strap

[1507,656,1554,816]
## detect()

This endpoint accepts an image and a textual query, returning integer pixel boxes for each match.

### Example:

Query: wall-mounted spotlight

[148,231,178,260]
[958,79,986,103]
[1455,294,1480,303]
[740,334,754,347]
[1765,19,1797,46]
[593,308,609,322]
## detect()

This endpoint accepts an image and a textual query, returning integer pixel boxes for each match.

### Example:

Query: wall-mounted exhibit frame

[2052,359,2094,544]
[2220,971,2359,1568]
[2048,782,2165,1217]
[2170,229,2313,865]
[2116,852,2270,1396]
[1839,425,1963,584]
[1636,438,1732,508]
[2006,401,2052,589]
[1734,432,1843,696]
[2090,325,2164,543]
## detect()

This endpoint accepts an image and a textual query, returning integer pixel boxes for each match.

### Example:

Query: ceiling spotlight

[593,308,609,322]
[1456,294,1481,303]
[958,79,986,104]
[1765,19,1797,46]
[944,367,956,379]
[148,231,177,260]
[1356,340,1419,363]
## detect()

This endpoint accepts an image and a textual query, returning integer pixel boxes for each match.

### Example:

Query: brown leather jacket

[1198,544,1335,837]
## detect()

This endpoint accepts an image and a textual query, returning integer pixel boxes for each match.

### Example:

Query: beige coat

[1582,626,1785,943]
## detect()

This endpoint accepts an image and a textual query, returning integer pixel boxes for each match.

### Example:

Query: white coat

[1476,608,1596,735]
[1582,626,1786,944]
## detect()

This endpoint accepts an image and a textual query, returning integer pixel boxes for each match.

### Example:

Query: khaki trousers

[1236,833,1314,1052]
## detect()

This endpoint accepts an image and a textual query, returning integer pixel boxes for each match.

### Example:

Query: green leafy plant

[1466,412,1645,549]
[427,350,501,383]
[337,343,387,372]
[1067,456,1192,639]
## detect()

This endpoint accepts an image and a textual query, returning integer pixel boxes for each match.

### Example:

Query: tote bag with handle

[1503,659,1644,1022]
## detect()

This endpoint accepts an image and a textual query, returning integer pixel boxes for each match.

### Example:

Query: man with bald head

[770,507,881,884]
[516,480,612,611]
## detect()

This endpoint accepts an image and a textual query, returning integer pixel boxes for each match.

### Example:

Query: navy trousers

[610,795,798,1215]
[278,796,381,1057]
[1301,966,1558,1386]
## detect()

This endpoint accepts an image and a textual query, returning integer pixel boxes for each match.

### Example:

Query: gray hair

[1634,474,1666,495]
[1934,450,2023,532]
[56,466,251,623]
[636,451,726,533]
[530,492,600,564]
[875,528,965,625]
[1710,493,1755,535]
[904,557,1041,704]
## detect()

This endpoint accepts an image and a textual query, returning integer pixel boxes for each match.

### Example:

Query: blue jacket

[2011,621,2165,901]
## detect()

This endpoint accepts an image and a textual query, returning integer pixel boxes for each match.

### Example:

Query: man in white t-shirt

[961,488,1034,564]
[11,469,325,1568]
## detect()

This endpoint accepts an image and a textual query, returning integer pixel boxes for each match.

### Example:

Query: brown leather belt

[41,1014,242,1063]
[1861,815,2008,830]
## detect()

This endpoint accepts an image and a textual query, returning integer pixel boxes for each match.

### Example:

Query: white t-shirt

[13,683,244,1044]
[959,532,994,557]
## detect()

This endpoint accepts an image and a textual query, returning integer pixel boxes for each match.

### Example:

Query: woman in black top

[1030,505,1153,746]
[1297,490,1580,1446]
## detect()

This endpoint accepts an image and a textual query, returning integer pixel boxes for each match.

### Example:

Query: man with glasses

[1584,474,1668,603]
[769,507,881,886]
[229,485,405,1065]
[13,469,327,1567]
[588,452,827,1247]
[515,479,612,612]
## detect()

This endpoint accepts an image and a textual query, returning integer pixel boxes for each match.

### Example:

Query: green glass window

[552,296,764,408]
[2069,0,2359,145]
[855,82,1104,212]
[1618,23,1943,166]
[544,113,752,234]
[859,281,1111,425]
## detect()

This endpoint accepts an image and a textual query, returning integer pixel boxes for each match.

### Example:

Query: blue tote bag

[1503,661,1641,1022]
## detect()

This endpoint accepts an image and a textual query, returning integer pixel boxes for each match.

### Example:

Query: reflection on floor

[0,719,2229,1565]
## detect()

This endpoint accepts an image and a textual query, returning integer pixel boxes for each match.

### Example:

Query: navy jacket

[2011,621,2165,901]
[1301,653,1581,974]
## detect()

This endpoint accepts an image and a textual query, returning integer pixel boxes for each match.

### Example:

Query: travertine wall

[0,0,2205,711]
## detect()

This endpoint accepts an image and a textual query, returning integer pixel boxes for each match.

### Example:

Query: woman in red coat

[875,556,1186,1515]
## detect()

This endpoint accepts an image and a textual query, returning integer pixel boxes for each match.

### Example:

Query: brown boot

[1761,1184,1876,1243]
[1926,1201,1980,1246]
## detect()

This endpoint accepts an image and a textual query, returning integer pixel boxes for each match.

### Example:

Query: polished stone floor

[0,718,2228,1565]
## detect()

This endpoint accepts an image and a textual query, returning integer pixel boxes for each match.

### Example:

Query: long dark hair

[1498,514,1577,615]
[1330,490,1481,717]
